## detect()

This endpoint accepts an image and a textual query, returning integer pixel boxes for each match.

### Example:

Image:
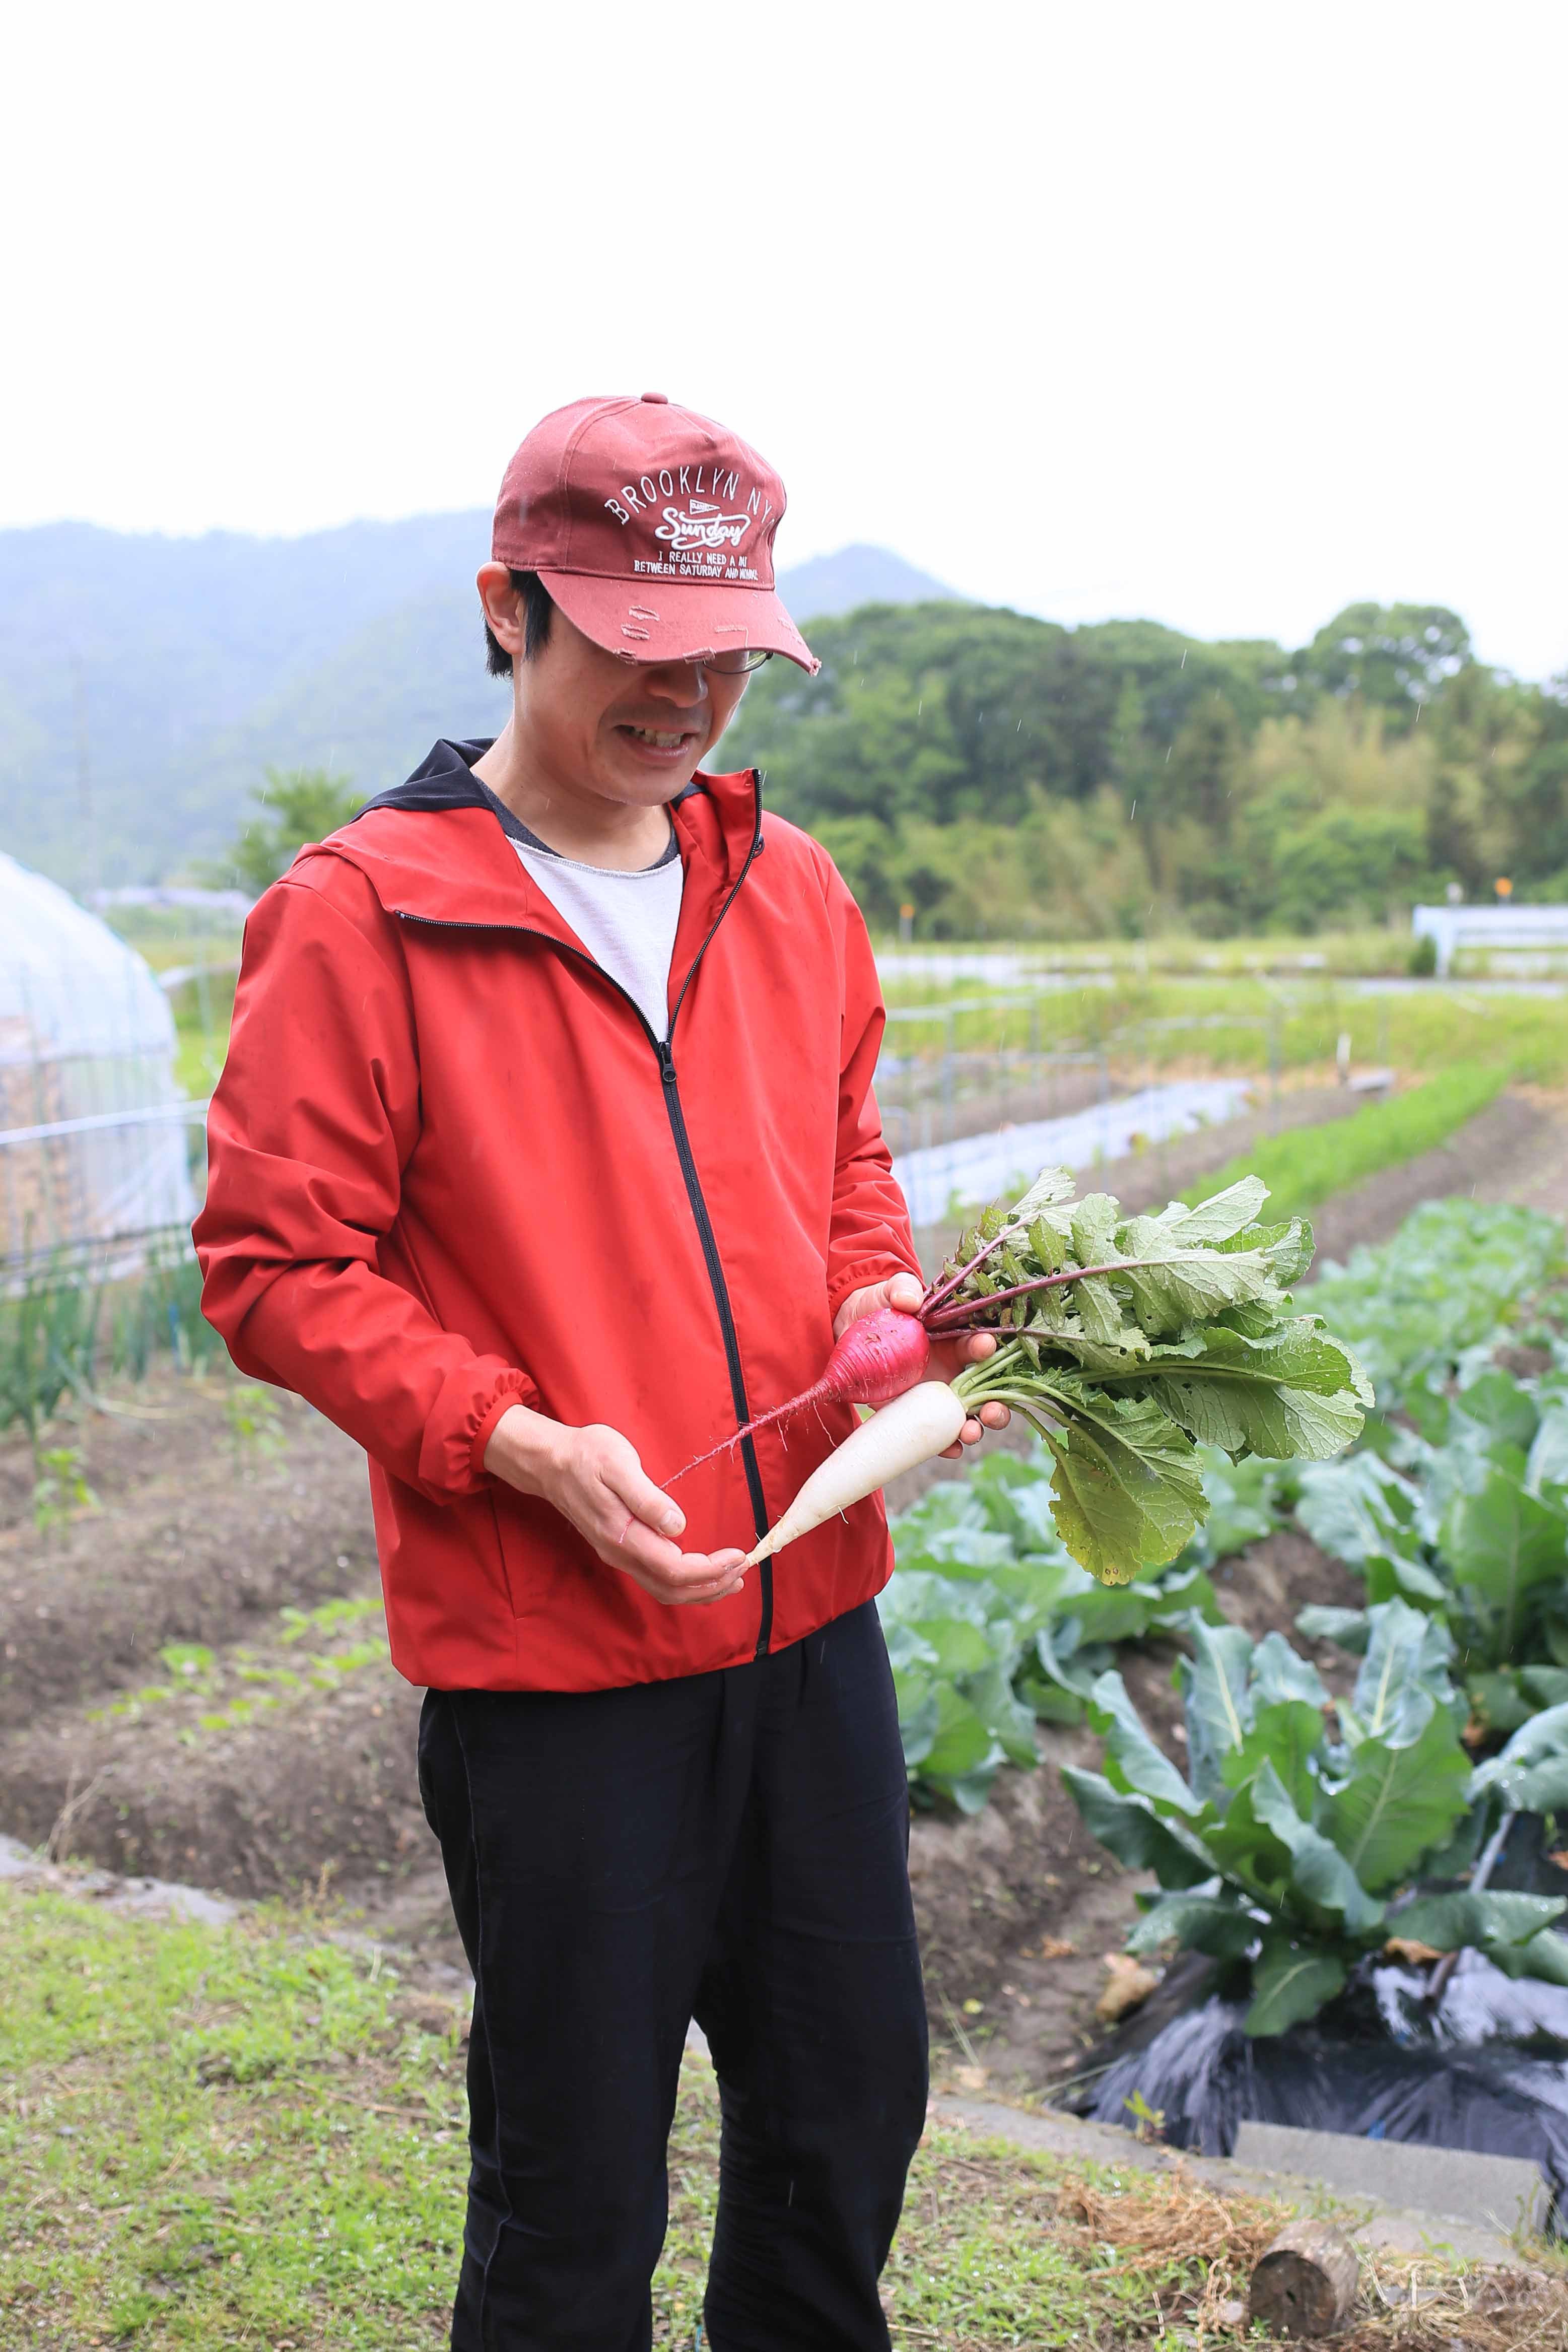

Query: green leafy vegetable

[928,1168,1370,1585]
[1296,1355,1568,1735]
[877,1441,1236,1809]
[1064,1599,1568,2036]
[1299,1197,1566,1407]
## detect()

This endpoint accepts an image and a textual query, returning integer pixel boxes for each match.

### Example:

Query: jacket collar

[300,737,764,971]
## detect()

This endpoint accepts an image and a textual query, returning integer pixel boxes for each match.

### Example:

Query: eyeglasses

[698,647,774,676]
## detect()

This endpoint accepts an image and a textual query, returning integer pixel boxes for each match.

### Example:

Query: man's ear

[477,563,524,661]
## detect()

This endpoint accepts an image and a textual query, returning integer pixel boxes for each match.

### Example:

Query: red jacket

[195,741,921,1693]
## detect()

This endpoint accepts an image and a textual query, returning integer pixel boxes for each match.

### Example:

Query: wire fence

[0,1099,210,1282]
[873,998,1307,1253]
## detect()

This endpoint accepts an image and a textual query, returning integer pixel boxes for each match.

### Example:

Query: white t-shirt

[509,817,684,1042]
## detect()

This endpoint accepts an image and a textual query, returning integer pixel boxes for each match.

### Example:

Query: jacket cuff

[469,1372,540,1479]
[827,1251,925,1324]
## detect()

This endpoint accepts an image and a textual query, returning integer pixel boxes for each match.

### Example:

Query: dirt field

[2,1085,1562,2106]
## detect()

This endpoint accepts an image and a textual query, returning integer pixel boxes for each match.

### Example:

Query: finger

[938,1441,964,1459]
[886,1273,924,1314]
[629,1552,751,1606]
[603,1458,686,1542]
[668,1577,749,1607]
[623,1562,747,1606]
[611,1519,701,1584]
[959,1416,987,1447]
[978,1402,1011,1429]
[618,1551,746,1599]
[618,1528,748,1589]
[959,1330,998,1362]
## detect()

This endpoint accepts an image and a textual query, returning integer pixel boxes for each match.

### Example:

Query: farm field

[889,1087,1568,2092]
[2,1084,1562,2022]
[877,970,1568,1092]
[121,892,1568,1135]
[4,1073,1568,2345]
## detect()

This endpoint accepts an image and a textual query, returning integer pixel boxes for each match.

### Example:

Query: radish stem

[920,1221,1026,1319]
[922,1255,1170,1332]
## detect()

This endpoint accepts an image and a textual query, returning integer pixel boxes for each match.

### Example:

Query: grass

[1183,1061,1516,1221]
[4,1887,1565,2351]
[878,972,1568,1088]
[114,924,1568,1113]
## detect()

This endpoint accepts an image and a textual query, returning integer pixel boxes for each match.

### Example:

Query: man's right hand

[483,1405,749,1607]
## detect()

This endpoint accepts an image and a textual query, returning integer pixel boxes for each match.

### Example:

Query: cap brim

[535,569,819,675]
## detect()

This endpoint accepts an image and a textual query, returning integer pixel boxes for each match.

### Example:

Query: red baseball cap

[491,393,818,674]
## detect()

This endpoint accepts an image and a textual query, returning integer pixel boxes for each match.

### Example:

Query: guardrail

[1412,904,1568,977]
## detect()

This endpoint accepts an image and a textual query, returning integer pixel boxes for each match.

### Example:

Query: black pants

[417,1599,928,2351]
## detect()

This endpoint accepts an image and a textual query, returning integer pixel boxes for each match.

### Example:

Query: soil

[1309,1089,1565,1264]
[0,1379,377,1727]
[0,1086,1562,2104]
[0,1378,411,1903]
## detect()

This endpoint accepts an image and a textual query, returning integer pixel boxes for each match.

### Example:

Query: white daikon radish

[741,1381,968,1566]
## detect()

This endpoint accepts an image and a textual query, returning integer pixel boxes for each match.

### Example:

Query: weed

[224,1378,285,1471]
[30,1443,98,1540]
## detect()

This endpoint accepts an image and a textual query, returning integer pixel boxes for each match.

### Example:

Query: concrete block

[1232,2120,1548,2238]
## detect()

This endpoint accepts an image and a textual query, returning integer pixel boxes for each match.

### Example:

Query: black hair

[485,570,555,677]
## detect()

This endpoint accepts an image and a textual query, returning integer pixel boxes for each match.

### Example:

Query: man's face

[490,577,753,808]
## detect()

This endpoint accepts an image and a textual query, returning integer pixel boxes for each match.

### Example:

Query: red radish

[740,1382,968,1565]
[666,1307,931,1485]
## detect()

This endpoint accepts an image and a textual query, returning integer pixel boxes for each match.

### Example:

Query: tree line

[223,598,1568,940]
[723,599,1568,937]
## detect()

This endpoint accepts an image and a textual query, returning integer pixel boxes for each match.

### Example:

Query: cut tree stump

[1249,2217,1359,2337]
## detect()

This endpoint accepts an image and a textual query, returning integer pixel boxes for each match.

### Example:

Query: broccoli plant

[1295,1362,1568,1735]
[1300,1197,1566,1407]
[1064,1599,1568,2036]
[881,1447,1226,1811]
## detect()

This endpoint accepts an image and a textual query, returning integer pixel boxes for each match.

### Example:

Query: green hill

[0,523,965,888]
[3,517,1563,932]
[0,514,499,885]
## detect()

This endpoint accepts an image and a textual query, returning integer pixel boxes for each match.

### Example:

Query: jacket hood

[293,737,764,942]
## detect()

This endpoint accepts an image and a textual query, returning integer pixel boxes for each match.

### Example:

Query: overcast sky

[5,2,1564,678]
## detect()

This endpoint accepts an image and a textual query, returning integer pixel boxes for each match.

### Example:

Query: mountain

[0,519,963,887]
[776,545,967,620]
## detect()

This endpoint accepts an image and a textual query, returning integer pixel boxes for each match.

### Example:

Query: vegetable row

[879,1195,1568,2036]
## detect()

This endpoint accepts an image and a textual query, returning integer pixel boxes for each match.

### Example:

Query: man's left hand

[833,1274,1012,1461]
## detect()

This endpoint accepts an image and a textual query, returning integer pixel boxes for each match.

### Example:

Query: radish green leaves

[942,1169,1371,1586]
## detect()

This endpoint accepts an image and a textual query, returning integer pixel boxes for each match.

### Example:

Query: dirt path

[1309,1089,1563,1264]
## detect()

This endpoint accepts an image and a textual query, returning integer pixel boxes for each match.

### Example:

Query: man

[195,393,1006,2350]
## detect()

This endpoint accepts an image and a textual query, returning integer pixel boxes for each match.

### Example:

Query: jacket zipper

[653,1035,771,1654]
[394,779,775,1659]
